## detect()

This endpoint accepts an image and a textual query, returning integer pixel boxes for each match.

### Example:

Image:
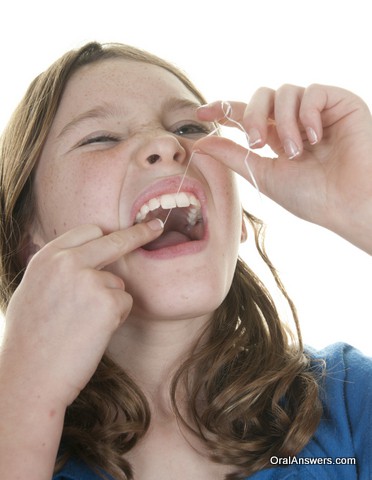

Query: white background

[0,0,371,354]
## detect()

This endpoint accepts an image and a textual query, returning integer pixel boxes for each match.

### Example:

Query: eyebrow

[56,104,118,140]
[56,96,203,140]
[161,96,203,113]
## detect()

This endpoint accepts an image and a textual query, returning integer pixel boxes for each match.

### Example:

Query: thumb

[195,135,271,193]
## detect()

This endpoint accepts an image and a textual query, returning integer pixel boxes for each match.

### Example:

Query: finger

[98,270,125,290]
[194,136,270,192]
[298,84,328,144]
[198,100,268,149]
[197,101,247,126]
[52,224,105,249]
[74,219,164,269]
[241,87,276,148]
[273,84,305,158]
[110,288,133,326]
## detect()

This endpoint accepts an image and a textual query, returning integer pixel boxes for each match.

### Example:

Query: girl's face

[31,59,243,321]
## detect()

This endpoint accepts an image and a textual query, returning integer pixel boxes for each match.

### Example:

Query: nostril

[147,154,161,165]
[173,151,184,162]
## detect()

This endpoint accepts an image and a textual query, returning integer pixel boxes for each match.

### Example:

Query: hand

[196,84,372,253]
[1,220,163,409]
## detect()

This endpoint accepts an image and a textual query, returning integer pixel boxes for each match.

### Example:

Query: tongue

[143,231,190,251]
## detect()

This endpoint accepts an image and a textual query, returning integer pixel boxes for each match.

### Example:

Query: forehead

[58,58,200,117]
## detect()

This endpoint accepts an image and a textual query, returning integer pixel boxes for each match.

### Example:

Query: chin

[128,271,231,323]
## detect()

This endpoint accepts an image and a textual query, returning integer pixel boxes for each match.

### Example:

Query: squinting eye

[79,134,119,146]
[173,124,212,138]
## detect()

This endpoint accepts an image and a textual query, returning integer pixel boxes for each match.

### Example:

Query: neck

[107,313,211,417]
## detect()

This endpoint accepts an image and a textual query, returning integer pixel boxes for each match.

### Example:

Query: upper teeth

[135,192,202,225]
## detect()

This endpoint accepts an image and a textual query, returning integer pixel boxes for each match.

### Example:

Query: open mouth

[134,191,205,251]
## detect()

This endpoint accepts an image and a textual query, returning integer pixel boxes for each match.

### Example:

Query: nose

[136,132,187,167]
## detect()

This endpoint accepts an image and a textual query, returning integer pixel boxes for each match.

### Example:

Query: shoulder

[308,342,372,477]
[307,342,372,408]
[307,341,372,370]
[247,343,372,480]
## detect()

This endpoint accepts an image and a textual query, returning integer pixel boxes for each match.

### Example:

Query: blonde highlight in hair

[0,42,323,479]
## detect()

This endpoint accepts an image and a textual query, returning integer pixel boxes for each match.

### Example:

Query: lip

[130,175,209,259]
[138,234,209,260]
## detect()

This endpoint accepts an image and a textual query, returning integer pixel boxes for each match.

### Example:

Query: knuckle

[101,291,132,327]
[78,268,101,289]
[253,86,273,97]
[100,292,118,312]
[85,224,104,239]
[306,83,322,93]
[52,249,79,272]
[246,87,275,124]
[107,231,129,249]
[114,276,125,290]
[276,83,297,95]
[71,223,104,238]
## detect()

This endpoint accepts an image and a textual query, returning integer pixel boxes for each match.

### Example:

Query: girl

[0,42,371,480]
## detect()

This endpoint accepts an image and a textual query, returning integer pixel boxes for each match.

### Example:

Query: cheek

[215,170,242,234]
[214,171,242,271]
[33,158,124,240]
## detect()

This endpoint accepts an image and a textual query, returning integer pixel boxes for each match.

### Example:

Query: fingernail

[248,128,262,147]
[147,218,164,231]
[192,149,209,156]
[306,127,318,145]
[284,138,300,159]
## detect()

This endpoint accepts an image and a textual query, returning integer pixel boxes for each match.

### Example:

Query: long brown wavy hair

[0,42,323,479]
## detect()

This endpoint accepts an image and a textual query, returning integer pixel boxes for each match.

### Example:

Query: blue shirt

[53,343,372,479]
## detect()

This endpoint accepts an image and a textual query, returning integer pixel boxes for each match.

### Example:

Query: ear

[18,223,45,267]
[18,234,41,267]
[241,213,248,243]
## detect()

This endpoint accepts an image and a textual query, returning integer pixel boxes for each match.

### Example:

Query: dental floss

[163,124,220,226]
[220,101,261,198]
[163,101,261,227]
